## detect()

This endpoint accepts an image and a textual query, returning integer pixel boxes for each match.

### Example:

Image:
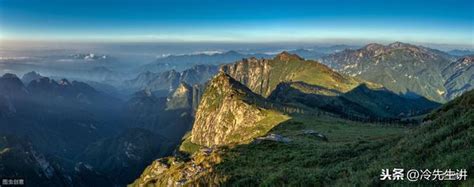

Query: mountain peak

[178,81,191,89]
[350,83,385,93]
[166,82,193,110]
[58,79,70,86]
[190,70,287,146]
[222,52,360,97]
[214,71,237,84]
[171,82,192,97]
[0,73,24,87]
[211,71,250,93]
[388,41,412,48]
[362,43,385,51]
[1,73,20,79]
[459,56,474,64]
[275,51,304,61]
[22,71,44,84]
[223,50,241,56]
[0,73,26,95]
[24,71,39,75]
[361,42,421,52]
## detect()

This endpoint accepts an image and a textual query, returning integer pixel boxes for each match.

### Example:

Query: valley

[129,48,472,186]
[1,42,472,186]
[2,1,473,186]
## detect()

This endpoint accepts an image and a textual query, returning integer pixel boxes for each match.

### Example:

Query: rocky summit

[166,82,193,110]
[190,71,288,147]
[221,52,362,97]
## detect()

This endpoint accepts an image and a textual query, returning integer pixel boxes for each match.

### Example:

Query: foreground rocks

[130,147,223,187]
[253,133,292,144]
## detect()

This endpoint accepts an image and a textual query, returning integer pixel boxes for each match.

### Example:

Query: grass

[270,115,407,143]
[196,91,474,186]
[133,90,474,186]
[179,135,201,155]
[197,115,406,185]
[227,110,290,144]
[269,59,360,95]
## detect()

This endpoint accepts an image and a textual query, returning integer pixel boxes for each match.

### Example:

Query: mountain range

[287,45,359,60]
[2,42,473,186]
[0,73,124,186]
[447,49,474,56]
[0,72,194,186]
[130,50,467,186]
[138,51,272,73]
[132,50,473,186]
[221,52,363,97]
[321,42,472,102]
[123,64,218,96]
[269,81,439,120]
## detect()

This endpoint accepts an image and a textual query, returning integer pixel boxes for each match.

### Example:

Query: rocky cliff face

[191,84,205,112]
[166,82,193,110]
[221,52,360,97]
[130,72,289,187]
[180,65,219,86]
[165,82,206,115]
[190,72,288,147]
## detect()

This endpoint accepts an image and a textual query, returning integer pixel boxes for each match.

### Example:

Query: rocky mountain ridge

[124,64,218,95]
[221,52,362,97]
[190,72,289,147]
[321,42,471,102]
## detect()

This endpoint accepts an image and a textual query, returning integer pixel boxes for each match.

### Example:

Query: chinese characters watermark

[380,168,467,181]
[1,178,25,186]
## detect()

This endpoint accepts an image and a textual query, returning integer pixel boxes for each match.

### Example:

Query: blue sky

[0,0,472,45]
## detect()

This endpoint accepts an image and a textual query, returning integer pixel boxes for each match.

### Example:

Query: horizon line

[1,38,473,51]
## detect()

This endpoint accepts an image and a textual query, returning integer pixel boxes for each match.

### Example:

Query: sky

[0,0,473,46]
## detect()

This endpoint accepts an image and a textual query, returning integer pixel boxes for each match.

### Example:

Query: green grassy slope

[131,89,473,186]
[201,90,474,186]
[202,115,409,186]
[269,81,439,120]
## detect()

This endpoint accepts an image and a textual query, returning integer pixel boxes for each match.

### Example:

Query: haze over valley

[0,0,473,186]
